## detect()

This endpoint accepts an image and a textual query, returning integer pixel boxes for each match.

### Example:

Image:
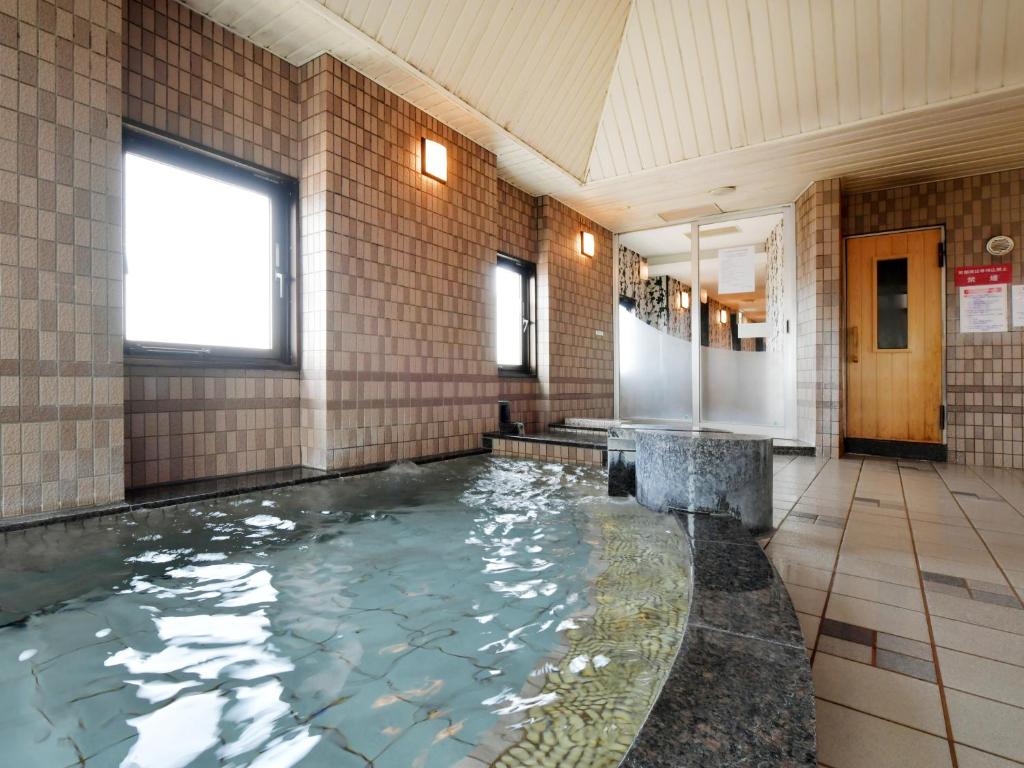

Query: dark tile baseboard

[844,437,947,462]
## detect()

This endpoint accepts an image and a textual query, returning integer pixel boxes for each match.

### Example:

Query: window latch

[276,271,286,298]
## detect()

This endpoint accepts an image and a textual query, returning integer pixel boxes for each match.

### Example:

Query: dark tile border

[0,448,491,532]
[481,431,607,449]
[625,511,816,767]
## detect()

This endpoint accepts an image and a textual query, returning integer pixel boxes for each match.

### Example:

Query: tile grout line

[959,465,1024,607]
[808,459,865,669]
[763,457,832,548]
[900,463,959,768]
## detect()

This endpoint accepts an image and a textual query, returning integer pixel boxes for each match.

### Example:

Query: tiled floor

[765,455,1024,768]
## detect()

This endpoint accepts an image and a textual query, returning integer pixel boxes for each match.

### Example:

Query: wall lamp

[421,137,447,182]
[676,290,689,310]
[580,230,595,257]
[700,289,708,304]
[719,308,729,325]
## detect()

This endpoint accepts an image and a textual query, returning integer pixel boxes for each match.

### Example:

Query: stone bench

[631,428,774,533]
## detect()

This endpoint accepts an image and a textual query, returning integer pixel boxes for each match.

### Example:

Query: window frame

[496,253,537,377]
[122,126,298,368]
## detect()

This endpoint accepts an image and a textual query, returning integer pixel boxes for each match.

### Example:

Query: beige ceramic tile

[771,559,833,591]
[954,743,1024,768]
[825,593,930,642]
[831,572,925,612]
[786,584,828,616]
[813,652,946,736]
[797,611,820,649]
[931,616,1024,667]
[836,553,921,588]
[817,635,873,664]
[926,592,1024,636]
[946,689,1024,763]
[816,699,953,768]
[937,648,1024,709]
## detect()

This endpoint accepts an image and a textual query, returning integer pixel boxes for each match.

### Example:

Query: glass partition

[616,224,692,422]
[697,213,787,427]
[615,206,797,438]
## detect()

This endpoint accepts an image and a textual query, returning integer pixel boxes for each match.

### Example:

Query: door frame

[842,225,947,457]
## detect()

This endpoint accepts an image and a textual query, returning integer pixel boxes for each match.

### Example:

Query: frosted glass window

[496,256,535,373]
[125,153,272,349]
[877,258,908,349]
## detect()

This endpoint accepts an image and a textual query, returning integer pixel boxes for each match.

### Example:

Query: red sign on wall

[955,263,1012,287]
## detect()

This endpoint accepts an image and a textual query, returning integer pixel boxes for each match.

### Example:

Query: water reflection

[0,457,658,768]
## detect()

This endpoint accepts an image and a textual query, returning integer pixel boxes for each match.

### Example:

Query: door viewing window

[496,254,536,375]
[123,129,295,364]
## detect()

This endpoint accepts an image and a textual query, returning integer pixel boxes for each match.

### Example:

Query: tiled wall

[495,180,545,431]
[796,180,842,456]
[1,0,125,518]
[537,197,614,426]
[488,437,605,467]
[121,0,302,487]
[297,54,501,470]
[844,170,1024,468]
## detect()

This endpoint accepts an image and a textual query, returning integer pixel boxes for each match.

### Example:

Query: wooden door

[846,229,944,444]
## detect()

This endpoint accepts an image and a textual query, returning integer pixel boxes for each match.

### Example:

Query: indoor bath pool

[0,456,690,768]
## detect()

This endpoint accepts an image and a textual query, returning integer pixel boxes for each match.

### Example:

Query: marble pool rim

[0,448,491,532]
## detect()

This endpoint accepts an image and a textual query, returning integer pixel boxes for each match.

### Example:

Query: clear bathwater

[0,456,685,768]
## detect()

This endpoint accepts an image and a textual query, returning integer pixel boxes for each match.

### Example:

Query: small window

[123,129,296,365]
[876,257,908,349]
[496,255,536,375]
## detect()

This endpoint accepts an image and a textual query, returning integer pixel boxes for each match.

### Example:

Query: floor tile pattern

[766,455,1024,768]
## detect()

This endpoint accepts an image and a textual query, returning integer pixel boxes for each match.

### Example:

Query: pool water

[0,456,689,768]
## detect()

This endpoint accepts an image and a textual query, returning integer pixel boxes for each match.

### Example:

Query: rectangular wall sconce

[676,291,689,310]
[638,258,649,281]
[719,308,729,324]
[580,231,595,257]
[700,289,708,304]
[421,138,447,182]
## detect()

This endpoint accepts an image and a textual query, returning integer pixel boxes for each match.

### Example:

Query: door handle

[848,327,859,363]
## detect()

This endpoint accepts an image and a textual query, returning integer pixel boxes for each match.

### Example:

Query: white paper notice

[1013,285,1024,327]
[717,246,756,295]
[960,284,1008,333]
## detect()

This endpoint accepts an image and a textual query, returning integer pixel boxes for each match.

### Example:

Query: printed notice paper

[1013,284,1024,327]
[718,246,756,294]
[960,284,1008,333]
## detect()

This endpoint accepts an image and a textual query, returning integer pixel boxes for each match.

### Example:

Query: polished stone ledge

[0,449,491,532]
[635,429,774,533]
[624,512,816,767]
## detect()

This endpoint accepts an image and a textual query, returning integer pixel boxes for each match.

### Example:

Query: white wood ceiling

[588,0,1024,182]
[180,0,1024,232]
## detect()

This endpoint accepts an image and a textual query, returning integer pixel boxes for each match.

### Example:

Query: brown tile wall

[297,54,502,470]
[496,179,545,431]
[489,437,604,467]
[4,0,617,511]
[121,0,302,487]
[1,0,125,517]
[536,197,615,427]
[796,179,843,457]
[844,170,1024,468]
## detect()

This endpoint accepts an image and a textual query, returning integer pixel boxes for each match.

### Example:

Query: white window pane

[124,153,273,350]
[496,264,523,366]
